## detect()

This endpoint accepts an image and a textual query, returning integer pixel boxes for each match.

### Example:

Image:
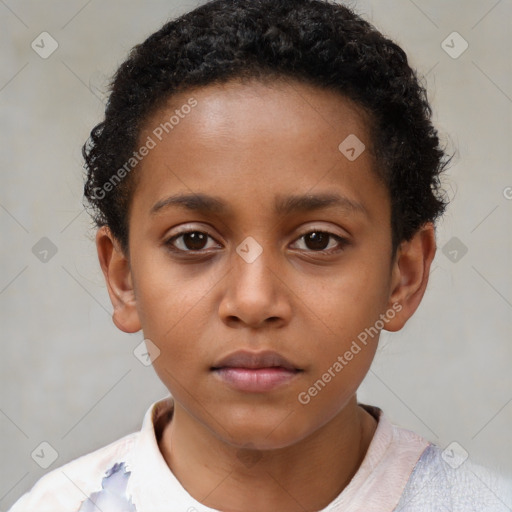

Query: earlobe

[385,223,437,332]
[96,226,142,333]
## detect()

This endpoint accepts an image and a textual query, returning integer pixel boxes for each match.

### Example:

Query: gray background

[1,0,511,508]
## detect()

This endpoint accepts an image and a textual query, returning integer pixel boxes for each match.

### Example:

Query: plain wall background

[1,0,511,508]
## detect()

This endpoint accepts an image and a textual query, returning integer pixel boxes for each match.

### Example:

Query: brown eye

[291,230,347,254]
[182,232,208,250]
[166,231,219,252]
[303,231,330,251]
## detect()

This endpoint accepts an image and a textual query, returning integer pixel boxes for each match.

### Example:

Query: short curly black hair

[83,0,450,255]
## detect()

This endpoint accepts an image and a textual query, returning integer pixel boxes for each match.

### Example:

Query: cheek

[294,307,380,429]
[296,252,390,383]
[132,252,218,335]
[130,260,218,383]
[298,350,376,410]
[306,255,391,335]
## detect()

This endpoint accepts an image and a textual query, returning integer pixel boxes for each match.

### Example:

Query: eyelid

[167,222,349,240]
[164,223,349,255]
[165,225,221,252]
[294,224,349,240]
[289,226,349,254]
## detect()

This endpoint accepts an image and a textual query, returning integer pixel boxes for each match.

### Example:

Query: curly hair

[83,0,450,255]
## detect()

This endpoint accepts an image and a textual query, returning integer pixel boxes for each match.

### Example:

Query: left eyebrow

[274,192,368,217]
[150,191,368,217]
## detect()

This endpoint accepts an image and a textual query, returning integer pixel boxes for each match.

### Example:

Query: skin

[96,78,436,512]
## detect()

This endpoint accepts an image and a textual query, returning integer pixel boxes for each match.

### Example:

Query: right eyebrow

[151,193,228,215]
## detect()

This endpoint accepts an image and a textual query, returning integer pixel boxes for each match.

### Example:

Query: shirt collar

[125,394,217,511]
[124,395,428,512]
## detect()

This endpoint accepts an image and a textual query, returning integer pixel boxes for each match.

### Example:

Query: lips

[211,350,301,372]
[211,350,303,393]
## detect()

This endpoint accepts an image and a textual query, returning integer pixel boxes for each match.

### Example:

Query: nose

[218,238,293,329]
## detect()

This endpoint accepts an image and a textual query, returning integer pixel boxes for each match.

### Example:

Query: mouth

[211,350,302,372]
[211,350,303,392]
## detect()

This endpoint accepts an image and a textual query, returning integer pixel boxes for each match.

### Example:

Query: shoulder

[395,443,512,511]
[8,432,138,512]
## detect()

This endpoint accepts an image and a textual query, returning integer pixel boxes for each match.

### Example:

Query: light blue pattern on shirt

[77,462,136,512]
[74,444,512,511]
[394,444,512,512]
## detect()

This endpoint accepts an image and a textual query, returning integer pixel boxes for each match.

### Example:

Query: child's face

[121,79,400,448]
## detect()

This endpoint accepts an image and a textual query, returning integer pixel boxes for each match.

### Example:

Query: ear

[96,226,141,333]
[384,222,437,332]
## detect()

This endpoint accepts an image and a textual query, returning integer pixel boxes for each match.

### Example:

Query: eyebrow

[150,192,368,217]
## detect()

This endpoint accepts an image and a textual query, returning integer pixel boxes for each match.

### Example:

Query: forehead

[133,78,388,222]
[147,78,372,151]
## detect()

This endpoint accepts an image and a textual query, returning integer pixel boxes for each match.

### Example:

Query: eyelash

[164,228,348,256]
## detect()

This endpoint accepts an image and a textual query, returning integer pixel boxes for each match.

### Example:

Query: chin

[209,411,315,451]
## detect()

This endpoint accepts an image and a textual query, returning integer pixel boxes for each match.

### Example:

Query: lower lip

[212,367,300,392]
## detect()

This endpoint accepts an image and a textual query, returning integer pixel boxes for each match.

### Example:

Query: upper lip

[211,350,301,371]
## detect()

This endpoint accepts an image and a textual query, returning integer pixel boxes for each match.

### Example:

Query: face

[120,79,399,449]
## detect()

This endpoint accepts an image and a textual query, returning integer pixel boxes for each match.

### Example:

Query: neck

[158,396,378,512]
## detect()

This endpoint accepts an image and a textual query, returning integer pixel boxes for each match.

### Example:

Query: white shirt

[8,394,512,511]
